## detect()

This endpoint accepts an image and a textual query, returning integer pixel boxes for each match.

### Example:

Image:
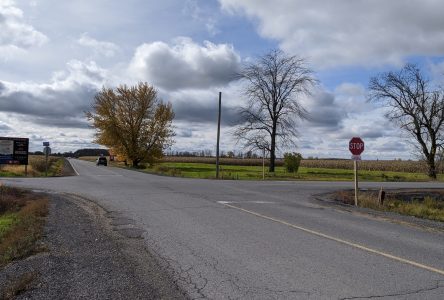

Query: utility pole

[216,92,222,179]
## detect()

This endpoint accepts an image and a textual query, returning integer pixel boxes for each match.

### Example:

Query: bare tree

[234,49,316,172]
[368,64,444,179]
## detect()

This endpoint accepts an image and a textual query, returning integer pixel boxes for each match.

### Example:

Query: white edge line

[68,159,80,176]
[220,202,444,276]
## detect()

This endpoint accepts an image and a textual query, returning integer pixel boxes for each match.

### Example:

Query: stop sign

[349,137,364,155]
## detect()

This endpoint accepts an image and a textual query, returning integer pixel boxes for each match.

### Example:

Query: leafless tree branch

[368,64,444,178]
[234,49,317,171]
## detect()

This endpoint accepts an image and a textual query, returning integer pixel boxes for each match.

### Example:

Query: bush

[284,152,302,173]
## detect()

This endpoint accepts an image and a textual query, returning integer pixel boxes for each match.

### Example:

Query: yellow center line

[221,202,444,276]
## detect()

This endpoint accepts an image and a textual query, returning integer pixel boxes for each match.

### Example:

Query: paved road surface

[3,159,444,299]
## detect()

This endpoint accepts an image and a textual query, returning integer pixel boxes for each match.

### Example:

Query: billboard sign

[0,137,29,165]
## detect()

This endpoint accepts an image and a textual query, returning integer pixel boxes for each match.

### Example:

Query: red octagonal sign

[349,137,364,155]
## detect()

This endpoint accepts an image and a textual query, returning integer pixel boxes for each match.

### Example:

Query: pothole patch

[115,228,145,239]
[110,217,135,226]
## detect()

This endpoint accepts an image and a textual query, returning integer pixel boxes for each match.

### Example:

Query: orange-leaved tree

[86,82,175,167]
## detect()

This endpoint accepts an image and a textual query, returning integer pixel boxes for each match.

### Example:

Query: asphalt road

[3,159,444,299]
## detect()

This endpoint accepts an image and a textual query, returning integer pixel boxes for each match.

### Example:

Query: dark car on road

[96,156,107,166]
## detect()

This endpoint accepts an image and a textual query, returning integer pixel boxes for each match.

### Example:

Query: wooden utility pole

[216,92,222,179]
[262,148,265,180]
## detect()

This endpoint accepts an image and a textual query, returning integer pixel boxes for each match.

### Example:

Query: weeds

[0,155,63,177]
[0,185,49,267]
[334,190,444,222]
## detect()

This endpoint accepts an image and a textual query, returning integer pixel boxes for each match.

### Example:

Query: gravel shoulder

[0,193,188,299]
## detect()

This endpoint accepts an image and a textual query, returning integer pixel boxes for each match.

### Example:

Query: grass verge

[0,185,49,267]
[334,190,444,222]
[0,155,65,177]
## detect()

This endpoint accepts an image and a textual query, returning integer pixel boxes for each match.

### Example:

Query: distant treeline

[165,150,264,159]
[30,148,109,158]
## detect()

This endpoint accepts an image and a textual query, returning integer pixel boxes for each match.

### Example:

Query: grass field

[0,155,64,177]
[130,161,441,181]
[160,156,435,173]
[80,156,443,181]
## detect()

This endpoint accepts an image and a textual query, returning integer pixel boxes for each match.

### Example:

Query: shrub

[284,152,302,173]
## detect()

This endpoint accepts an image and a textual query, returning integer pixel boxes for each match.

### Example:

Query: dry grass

[0,155,63,177]
[301,159,430,173]
[0,185,49,267]
[333,189,444,222]
[160,156,281,166]
[160,157,432,173]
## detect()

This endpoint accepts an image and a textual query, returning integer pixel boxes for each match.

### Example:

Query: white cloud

[128,37,240,90]
[77,33,119,58]
[219,0,444,68]
[183,0,220,36]
[293,81,410,159]
[0,0,48,50]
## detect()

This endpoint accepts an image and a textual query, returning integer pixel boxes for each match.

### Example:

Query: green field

[142,162,443,181]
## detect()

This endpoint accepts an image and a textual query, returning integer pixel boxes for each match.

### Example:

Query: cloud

[173,99,240,125]
[219,0,444,68]
[183,0,220,36]
[303,91,347,131]
[0,0,48,50]
[77,33,120,58]
[0,121,11,132]
[128,37,240,90]
[0,60,106,128]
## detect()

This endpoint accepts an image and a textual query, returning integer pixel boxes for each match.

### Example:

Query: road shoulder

[0,193,187,299]
[313,191,444,233]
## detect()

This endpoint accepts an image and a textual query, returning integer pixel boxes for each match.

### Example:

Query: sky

[1,0,444,159]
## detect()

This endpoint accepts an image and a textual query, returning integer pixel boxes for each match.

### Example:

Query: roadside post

[262,148,265,180]
[349,137,364,206]
[43,142,51,177]
[216,92,222,179]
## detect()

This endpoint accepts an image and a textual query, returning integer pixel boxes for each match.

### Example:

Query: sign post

[349,137,364,206]
[43,142,50,177]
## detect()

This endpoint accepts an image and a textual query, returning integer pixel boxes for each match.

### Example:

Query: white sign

[0,140,13,156]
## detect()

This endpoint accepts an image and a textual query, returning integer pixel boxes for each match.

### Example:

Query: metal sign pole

[354,160,358,206]
[45,149,48,177]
